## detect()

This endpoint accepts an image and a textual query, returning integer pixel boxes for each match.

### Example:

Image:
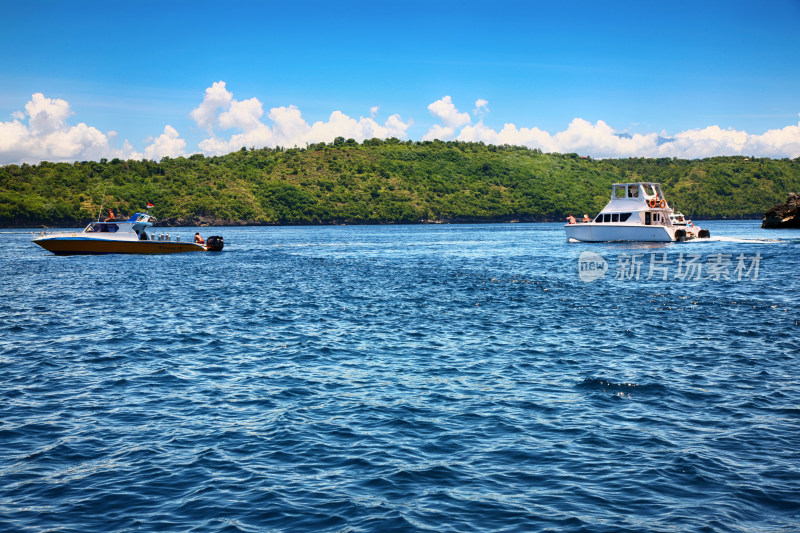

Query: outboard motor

[697,229,710,239]
[674,229,686,242]
[205,235,224,252]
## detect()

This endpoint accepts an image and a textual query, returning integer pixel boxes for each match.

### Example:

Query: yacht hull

[565,223,674,242]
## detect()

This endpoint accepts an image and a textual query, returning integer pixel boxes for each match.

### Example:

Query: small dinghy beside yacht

[564,182,710,242]
[33,211,224,255]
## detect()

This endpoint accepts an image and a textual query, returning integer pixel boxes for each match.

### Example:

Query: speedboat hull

[34,237,207,255]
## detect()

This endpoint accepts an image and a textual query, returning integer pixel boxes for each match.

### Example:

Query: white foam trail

[708,236,784,244]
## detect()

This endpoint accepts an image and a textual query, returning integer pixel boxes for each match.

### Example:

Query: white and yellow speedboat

[33,212,223,255]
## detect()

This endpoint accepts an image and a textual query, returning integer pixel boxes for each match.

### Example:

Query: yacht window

[628,185,638,198]
[611,213,619,222]
[619,213,632,222]
[603,213,611,223]
[614,186,626,199]
[595,215,603,223]
[645,212,651,225]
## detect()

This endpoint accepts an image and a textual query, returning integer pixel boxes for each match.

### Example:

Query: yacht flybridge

[33,212,224,255]
[564,182,710,242]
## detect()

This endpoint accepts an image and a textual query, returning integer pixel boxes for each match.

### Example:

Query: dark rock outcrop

[762,193,800,228]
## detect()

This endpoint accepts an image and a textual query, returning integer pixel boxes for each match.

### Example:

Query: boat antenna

[97,185,107,222]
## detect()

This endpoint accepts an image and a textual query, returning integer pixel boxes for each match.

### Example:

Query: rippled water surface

[2,221,799,532]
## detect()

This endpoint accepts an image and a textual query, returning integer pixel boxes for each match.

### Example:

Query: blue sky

[1,0,799,164]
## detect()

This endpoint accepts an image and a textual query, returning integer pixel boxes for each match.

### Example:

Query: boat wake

[708,236,785,244]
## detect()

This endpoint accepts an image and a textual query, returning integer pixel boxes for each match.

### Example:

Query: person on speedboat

[104,209,116,222]
[567,214,576,224]
[194,232,205,244]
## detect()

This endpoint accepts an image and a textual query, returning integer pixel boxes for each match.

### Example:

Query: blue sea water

[1,220,799,532]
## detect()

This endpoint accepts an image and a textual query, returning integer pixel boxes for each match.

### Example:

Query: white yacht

[564,182,710,242]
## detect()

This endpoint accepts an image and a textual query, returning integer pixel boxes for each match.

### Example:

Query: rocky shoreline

[762,193,800,229]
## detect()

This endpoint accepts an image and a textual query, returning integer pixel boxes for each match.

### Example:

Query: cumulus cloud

[749,121,800,159]
[193,84,413,156]
[0,92,192,164]
[1,85,799,165]
[423,95,472,141]
[218,97,264,132]
[189,81,234,133]
[26,93,72,134]
[457,115,800,159]
[271,105,313,143]
[474,98,489,116]
[0,93,136,164]
[143,125,186,160]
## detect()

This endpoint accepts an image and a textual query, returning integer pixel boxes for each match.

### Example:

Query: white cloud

[1,84,799,165]
[271,105,313,144]
[657,122,800,159]
[474,98,489,116]
[429,96,471,128]
[386,114,413,137]
[0,93,134,164]
[198,125,274,156]
[194,83,413,155]
[747,122,800,159]
[306,111,411,144]
[26,93,72,134]
[218,97,263,132]
[423,124,456,142]
[0,119,32,154]
[457,115,800,159]
[423,95,471,141]
[189,81,234,132]
[458,120,555,151]
[143,125,187,160]
[0,93,192,164]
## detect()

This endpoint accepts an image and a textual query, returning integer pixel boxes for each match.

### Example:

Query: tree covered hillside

[1,138,798,227]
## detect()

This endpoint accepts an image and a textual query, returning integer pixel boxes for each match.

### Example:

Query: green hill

[1,138,798,227]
